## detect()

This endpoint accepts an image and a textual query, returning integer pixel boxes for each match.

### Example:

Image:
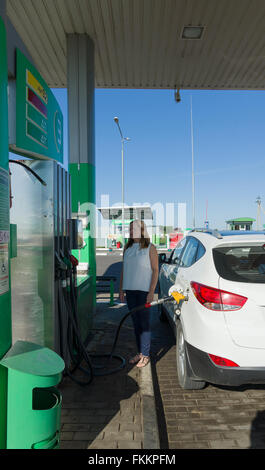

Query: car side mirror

[159,253,167,264]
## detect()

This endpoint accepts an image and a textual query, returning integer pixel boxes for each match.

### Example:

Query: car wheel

[176,321,205,390]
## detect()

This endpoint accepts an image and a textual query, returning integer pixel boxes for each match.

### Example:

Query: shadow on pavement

[250,410,265,448]
[213,383,265,393]
[97,260,122,293]
[77,254,169,449]
[150,306,176,449]
[58,296,143,449]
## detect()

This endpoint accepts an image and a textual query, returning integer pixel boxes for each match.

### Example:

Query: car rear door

[177,237,202,293]
[214,242,265,349]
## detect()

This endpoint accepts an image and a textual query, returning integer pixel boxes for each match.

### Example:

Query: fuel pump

[55,223,127,386]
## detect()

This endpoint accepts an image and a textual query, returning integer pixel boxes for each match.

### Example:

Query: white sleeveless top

[122,243,152,292]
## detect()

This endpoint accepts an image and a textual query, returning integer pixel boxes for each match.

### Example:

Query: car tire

[176,321,206,390]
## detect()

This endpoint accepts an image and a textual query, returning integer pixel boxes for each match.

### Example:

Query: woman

[119,219,159,368]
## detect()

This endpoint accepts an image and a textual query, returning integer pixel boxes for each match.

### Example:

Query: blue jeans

[125,290,151,357]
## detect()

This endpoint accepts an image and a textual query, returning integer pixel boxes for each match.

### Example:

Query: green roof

[226,217,256,223]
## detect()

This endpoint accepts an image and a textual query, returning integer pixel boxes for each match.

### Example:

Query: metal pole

[114,117,130,247]
[121,138,124,244]
[190,96,195,229]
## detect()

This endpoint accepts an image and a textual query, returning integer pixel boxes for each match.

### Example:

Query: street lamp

[114,117,130,246]
[190,96,195,229]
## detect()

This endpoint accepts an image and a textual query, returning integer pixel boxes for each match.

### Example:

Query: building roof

[226,218,256,223]
[97,205,153,220]
[6,0,265,90]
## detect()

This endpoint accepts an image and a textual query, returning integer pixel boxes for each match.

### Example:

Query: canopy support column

[67,34,96,308]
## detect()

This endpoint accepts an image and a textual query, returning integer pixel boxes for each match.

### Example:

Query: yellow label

[26,70,48,105]
[171,291,186,304]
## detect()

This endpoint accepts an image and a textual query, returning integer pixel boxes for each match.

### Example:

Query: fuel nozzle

[69,254,79,267]
[60,250,72,269]
[168,285,188,304]
[168,285,188,319]
[55,252,68,272]
[55,251,69,287]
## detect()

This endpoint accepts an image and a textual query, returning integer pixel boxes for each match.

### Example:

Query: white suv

[158,229,265,389]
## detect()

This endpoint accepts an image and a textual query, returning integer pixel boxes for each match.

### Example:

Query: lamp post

[190,96,195,229]
[114,117,130,245]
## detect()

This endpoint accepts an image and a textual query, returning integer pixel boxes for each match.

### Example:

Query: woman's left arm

[147,244,159,304]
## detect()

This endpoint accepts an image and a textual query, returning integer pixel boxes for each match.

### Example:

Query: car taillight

[208,354,239,367]
[190,282,247,311]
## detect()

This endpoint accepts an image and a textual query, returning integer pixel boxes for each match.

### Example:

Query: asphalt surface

[97,250,265,449]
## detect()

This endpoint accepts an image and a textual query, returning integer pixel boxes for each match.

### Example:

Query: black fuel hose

[106,296,173,365]
[9,160,47,186]
[63,273,126,381]
[62,282,95,386]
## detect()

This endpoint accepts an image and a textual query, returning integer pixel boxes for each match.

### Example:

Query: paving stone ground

[150,297,265,449]
[59,294,144,449]
[59,252,265,450]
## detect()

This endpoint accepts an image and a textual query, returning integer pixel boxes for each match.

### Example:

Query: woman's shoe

[129,353,142,364]
[136,356,150,368]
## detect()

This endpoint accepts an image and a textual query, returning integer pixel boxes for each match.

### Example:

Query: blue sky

[53,88,265,231]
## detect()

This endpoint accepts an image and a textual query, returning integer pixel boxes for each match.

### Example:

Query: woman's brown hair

[124,219,150,251]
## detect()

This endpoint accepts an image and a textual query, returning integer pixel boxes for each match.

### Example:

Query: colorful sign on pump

[11,49,63,163]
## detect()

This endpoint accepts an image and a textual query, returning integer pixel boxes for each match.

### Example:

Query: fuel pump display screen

[11,49,63,163]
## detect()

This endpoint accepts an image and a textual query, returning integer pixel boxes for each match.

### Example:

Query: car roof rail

[189,228,223,239]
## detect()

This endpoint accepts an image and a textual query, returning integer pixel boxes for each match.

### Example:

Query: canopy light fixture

[181,26,204,40]
[174,87,181,103]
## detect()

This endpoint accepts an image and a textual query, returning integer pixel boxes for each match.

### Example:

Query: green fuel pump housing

[0,341,64,449]
[0,16,11,358]
[0,16,12,449]
[0,20,65,449]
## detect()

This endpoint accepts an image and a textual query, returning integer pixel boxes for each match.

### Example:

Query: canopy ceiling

[6,0,265,89]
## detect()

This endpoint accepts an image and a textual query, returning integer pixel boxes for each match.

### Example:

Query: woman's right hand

[119,290,125,303]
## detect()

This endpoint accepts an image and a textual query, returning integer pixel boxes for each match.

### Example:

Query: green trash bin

[0,340,65,449]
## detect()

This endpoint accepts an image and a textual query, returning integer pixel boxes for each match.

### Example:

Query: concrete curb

[140,362,160,449]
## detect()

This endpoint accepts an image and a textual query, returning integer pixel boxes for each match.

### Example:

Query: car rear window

[213,244,265,283]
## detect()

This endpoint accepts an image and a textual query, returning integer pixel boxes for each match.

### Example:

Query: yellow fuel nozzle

[170,291,187,304]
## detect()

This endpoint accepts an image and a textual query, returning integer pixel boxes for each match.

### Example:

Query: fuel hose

[9,160,47,186]
[57,258,173,386]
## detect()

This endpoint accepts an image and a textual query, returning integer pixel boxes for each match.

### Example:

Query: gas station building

[97,205,153,247]
[226,217,256,231]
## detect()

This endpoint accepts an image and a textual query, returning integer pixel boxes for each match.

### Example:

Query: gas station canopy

[98,205,153,221]
[6,0,265,90]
